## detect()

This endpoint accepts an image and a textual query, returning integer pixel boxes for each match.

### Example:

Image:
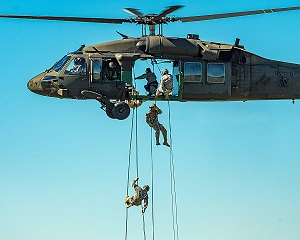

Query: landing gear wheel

[106,107,115,119]
[112,101,130,120]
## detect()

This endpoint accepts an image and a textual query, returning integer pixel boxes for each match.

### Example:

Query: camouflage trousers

[153,121,167,144]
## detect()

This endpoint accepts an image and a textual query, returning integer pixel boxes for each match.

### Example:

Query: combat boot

[163,141,170,147]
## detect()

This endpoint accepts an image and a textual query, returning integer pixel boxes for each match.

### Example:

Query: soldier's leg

[164,90,171,99]
[158,123,170,147]
[153,122,161,145]
[144,84,149,93]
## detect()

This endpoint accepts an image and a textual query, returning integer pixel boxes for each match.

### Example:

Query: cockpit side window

[65,57,86,75]
[92,59,101,81]
[50,55,71,73]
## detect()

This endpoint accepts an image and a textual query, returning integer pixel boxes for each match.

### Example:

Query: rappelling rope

[125,107,136,240]
[167,99,179,240]
[150,127,155,240]
[134,67,147,240]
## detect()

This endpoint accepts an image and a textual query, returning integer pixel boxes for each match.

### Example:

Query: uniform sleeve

[131,178,138,188]
[135,74,146,79]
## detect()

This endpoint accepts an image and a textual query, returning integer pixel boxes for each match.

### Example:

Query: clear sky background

[1,0,300,240]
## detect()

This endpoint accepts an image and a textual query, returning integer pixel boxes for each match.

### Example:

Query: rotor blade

[0,14,130,24]
[152,5,183,22]
[123,8,144,17]
[178,6,300,22]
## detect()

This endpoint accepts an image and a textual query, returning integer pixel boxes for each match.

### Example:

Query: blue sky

[1,0,300,239]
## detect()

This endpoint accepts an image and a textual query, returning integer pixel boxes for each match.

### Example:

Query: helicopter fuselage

[27,35,300,119]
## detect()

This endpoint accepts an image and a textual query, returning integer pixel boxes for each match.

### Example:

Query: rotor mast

[124,6,183,36]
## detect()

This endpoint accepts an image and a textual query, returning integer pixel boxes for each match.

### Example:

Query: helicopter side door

[89,57,127,99]
[181,61,231,100]
[58,56,89,98]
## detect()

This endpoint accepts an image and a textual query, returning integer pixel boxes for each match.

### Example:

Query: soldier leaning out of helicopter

[155,68,173,99]
[125,177,150,213]
[135,68,158,96]
[146,103,170,147]
[103,61,121,80]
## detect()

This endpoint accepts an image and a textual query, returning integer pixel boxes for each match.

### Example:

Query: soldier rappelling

[146,103,170,147]
[125,177,150,213]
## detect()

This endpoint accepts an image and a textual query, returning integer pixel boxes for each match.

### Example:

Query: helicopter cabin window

[102,59,121,81]
[184,62,202,82]
[65,57,86,75]
[92,59,101,81]
[207,63,225,83]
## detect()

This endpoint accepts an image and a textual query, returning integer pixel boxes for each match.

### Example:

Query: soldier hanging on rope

[146,103,170,147]
[125,177,150,213]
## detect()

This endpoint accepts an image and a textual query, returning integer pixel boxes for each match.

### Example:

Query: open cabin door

[181,61,231,100]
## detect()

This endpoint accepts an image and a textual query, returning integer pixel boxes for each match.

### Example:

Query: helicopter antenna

[116,31,129,39]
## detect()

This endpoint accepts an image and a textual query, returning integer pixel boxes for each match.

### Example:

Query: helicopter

[1,5,300,120]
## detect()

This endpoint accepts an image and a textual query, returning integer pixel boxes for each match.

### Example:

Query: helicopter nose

[27,72,49,96]
[27,76,43,94]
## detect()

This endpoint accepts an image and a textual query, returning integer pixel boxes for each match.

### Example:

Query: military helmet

[143,185,150,191]
[161,68,169,75]
[149,103,156,108]
[109,62,116,68]
[146,67,151,72]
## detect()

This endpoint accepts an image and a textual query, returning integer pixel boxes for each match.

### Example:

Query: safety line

[125,107,136,240]
[133,67,147,240]
[167,99,179,240]
[150,127,155,240]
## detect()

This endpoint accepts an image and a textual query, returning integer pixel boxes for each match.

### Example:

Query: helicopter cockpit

[64,57,87,75]
[49,55,71,73]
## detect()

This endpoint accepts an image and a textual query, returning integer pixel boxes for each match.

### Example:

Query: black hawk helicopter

[1,5,300,120]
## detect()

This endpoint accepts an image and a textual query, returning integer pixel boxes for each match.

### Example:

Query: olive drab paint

[2,5,300,120]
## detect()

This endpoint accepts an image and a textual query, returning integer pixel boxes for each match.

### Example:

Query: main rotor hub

[130,14,177,25]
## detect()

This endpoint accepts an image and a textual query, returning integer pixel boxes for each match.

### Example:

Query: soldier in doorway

[135,68,158,96]
[155,68,173,99]
[125,177,150,213]
[146,103,170,147]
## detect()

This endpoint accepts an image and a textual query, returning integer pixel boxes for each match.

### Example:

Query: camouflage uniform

[125,177,149,213]
[146,104,170,147]
[156,69,173,99]
[135,70,158,95]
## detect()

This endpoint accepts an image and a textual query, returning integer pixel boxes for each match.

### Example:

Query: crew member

[155,68,173,99]
[125,177,150,213]
[135,68,158,96]
[67,58,86,74]
[103,61,120,80]
[146,103,170,147]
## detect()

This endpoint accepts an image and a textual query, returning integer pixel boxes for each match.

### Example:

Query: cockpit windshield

[50,55,71,73]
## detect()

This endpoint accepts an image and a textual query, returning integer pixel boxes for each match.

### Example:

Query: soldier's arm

[131,177,139,188]
[155,107,162,114]
[135,74,146,79]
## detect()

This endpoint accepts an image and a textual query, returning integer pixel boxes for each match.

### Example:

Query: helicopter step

[81,90,130,120]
